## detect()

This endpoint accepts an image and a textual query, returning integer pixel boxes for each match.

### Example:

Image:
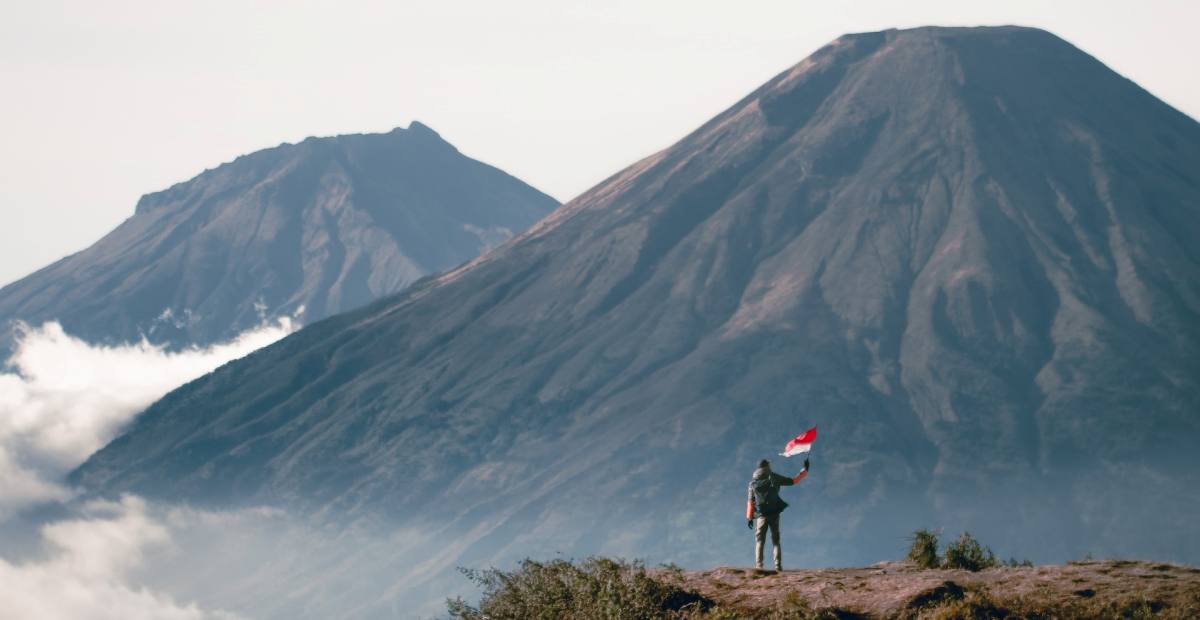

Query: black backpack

[750,475,789,516]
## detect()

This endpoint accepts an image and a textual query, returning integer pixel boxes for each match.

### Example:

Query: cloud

[0,495,240,620]
[0,317,466,618]
[0,318,297,517]
[0,494,458,619]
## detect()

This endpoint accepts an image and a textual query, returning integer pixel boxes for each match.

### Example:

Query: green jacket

[746,466,807,518]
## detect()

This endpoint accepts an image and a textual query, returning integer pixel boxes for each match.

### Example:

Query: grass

[445,557,712,619]
[900,581,1194,619]
[446,558,865,619]
[448,555,1199,619]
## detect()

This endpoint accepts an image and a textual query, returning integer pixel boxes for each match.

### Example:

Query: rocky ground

[661,560,1200,618]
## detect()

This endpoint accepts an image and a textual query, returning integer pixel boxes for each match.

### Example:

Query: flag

[780,426,816,457]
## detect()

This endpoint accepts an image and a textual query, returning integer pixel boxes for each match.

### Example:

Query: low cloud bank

[1,495,461,619]
[0,318,296,517]
[0,495,240,619]
[0,317,462,619]
[0,317,491,618]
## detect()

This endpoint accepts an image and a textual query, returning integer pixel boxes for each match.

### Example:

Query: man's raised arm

[779,458,811,485]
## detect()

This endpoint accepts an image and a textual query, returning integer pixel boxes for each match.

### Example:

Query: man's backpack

[750,475,789,516]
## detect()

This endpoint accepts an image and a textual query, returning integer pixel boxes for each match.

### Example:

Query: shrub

[446,557,711,619]
[776,590,813,616]
[902,580,964,612]
[1110,595,1161,620]
[942,532,998,572]
[924,589,1007,620]
[906,529,940,569]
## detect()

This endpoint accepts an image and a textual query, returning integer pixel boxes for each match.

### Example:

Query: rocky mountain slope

[0,122,558,352]
[74,24,1200,607]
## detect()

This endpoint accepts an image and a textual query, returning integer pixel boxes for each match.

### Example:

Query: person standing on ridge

[746,457,809,571]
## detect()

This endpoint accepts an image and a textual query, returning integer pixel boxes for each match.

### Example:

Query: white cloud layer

[0,318,461,618]
[0,495,240,620]
[0,493,455,619]
[0,319,296,517]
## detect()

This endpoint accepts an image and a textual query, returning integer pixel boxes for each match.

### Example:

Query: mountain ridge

[73,26,1200,613]
[131,121,455,216]
[0,121,559,353]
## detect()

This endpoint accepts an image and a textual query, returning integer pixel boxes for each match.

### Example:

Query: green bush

[446,557,711,619]
[942,532,998,572]
[906,529,940,569]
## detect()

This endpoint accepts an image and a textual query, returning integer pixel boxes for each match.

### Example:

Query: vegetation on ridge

[906,529,1032,571]
[906,529,940,570]
[446,557,712,619]
[448,556,1200,619]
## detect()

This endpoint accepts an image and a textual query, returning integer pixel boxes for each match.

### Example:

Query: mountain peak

[406,120,442,138]
[134,123,465,216]
[835,24,1064,47]
[74,23,1200,610]
[2,126,559,352]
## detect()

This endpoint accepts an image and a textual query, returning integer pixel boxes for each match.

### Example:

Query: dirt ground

[660,560,1200,618]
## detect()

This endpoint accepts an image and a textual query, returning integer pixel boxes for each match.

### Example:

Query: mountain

[74,23,1200,600]
[0,122,558,352]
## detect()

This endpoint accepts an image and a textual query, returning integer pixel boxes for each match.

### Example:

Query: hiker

[746,457,809,571]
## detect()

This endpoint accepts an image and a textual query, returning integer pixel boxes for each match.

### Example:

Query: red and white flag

[780,426,817,457]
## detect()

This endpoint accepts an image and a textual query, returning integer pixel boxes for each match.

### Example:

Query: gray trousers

[754,514,782,570]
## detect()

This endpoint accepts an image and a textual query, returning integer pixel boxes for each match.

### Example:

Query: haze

[1,0,1197,288]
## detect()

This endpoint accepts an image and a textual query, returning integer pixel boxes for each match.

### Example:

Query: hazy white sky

[1,0,1196,287]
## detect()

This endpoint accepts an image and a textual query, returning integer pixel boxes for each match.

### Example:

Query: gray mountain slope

[0,122,558,352]
[75,24,1200,592]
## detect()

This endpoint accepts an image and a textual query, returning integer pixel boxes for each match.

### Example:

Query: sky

[0,0,1197,288]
